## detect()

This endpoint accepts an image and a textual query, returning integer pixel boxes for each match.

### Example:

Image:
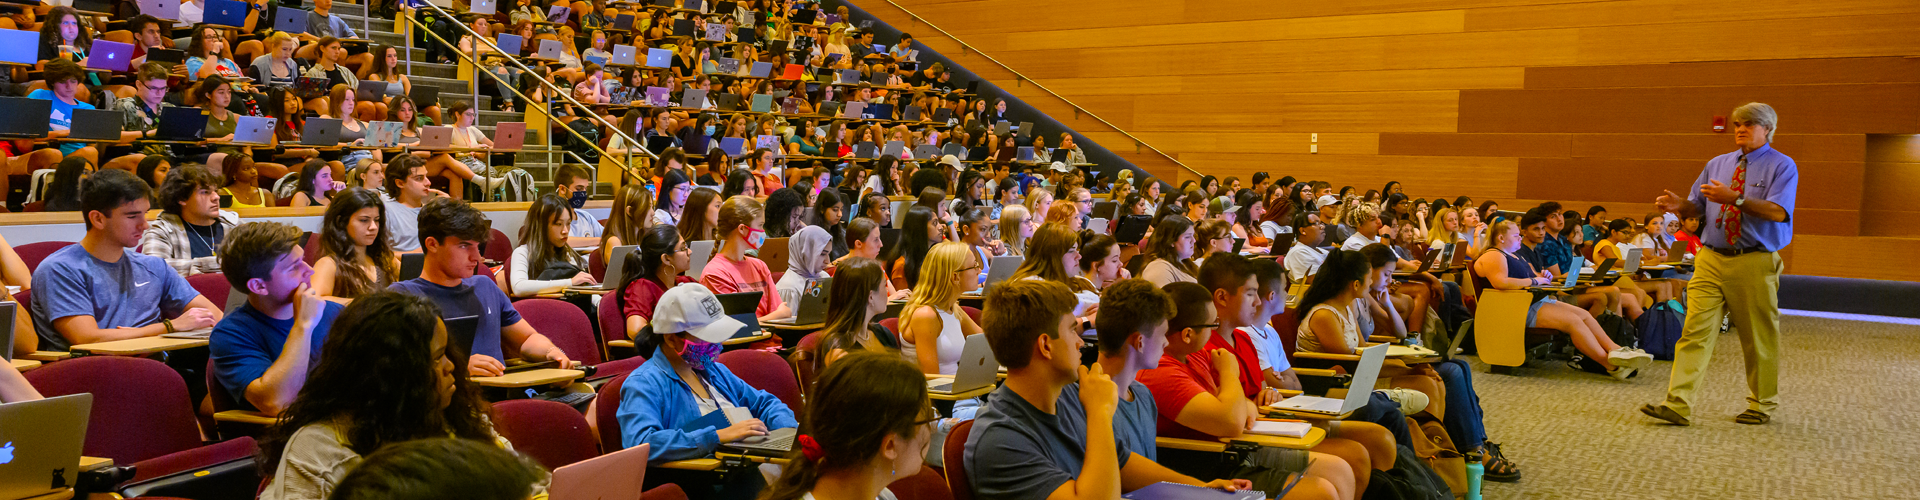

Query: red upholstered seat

[515,298,604,366]
[23,356,203,465]
[714,349,805,415]
[16,240,73,273]
[492,399,601,468]
[943,419,976,500]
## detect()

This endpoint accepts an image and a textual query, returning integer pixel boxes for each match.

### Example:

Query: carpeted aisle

[1464,314,1920,499]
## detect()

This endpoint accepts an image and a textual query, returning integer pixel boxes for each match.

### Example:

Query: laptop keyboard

[538,391,597,407]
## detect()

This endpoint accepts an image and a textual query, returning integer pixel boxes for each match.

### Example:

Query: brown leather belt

[1707,245,1769,257]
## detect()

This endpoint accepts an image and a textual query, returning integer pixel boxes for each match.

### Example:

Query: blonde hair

[267,31,296,52]
[998,205,1030,257]
[898,242,974,334]
[1429,208,1460,246]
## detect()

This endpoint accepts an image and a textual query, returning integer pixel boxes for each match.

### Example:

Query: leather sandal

[1639,404,1691,426]
[1735,409,1770,425]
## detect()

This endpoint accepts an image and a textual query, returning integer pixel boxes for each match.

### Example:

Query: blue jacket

[616,347,799,462]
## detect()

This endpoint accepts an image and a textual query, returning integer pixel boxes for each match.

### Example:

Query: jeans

[1432,358,1488,450]
[1351,391,1414,447]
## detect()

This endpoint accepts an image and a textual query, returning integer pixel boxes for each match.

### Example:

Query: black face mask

[568,190,589,209]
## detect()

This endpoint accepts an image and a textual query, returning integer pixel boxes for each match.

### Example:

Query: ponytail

[1293,248,1368,323]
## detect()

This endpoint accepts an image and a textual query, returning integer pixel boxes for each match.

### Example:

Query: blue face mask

[568,190,589,209]
[704,125,717,136]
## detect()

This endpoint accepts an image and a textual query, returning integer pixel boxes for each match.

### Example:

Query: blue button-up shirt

[1534,234,1574,274]
[1687,144,1798,252]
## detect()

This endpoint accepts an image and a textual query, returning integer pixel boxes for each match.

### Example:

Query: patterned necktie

[1719,155,1749,246]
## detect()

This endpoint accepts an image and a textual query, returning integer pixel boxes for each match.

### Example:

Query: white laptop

[139,0,180,19]
[1620,247,1643,274]
[417,125,454,149]
[231,115,276,146]
[471,0,497,15]
[570,245,637,292]
[537,38,565,60]
[0,394,92,500]
[978,255,1023,294]
[684,239,717,277]
[927,334,997,394]
[1088,217,1109,235]
[1270,344,1388,416]
[550,444,646,500]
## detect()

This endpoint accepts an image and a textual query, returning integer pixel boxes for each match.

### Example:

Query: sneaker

[1610,365,1636,381]
[1608,347,1653,370]
[1376,388,1429,414]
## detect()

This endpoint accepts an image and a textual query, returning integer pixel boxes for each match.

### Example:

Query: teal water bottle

[1465,460,1484,500]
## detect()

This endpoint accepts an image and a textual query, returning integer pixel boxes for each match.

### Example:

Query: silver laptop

[0,394,92,500]
[928,334,997,394]
[684,239,717,277]
[300,117,341,146]
[979,255,1023,294]
[232,115,276,146]
[471,0,497,15]
[1271,344,1387,415]
[417,126,453,149]
[1621,247,1643,274]
[570,245,637,292]
[610,44,637,66]
[139,0,180,19]
[724,427,795,456]
[537,38,565,60]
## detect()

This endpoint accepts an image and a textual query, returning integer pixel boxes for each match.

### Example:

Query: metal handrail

[875,0,1202,180]
[406,2,653,183]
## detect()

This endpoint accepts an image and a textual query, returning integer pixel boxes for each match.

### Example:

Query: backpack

[559,119,602,164]
[497,168,539,202]
[1637,300,1686,360]
[1594,311,1638,350]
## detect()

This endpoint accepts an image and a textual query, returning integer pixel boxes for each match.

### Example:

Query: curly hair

[157,164,223,216]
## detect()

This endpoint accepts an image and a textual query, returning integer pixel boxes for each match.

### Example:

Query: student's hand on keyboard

[570,272,599,286]
[469,354,507,377]
[718,418,768,443]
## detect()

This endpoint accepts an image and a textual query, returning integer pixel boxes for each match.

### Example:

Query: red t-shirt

[619,276,694,321]
[1137,354,1221,441]
[700,253,785,316]
[1206,327,1265,400]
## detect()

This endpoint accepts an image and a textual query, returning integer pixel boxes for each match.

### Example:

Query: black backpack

[1361,445,1454,500]
[559,119,603,164]
[1594,311,1639,350]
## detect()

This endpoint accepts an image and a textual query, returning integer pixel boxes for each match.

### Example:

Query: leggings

[1431,358,1488,450]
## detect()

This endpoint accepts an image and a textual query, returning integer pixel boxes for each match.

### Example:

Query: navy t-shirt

[209,301,344,411]
[965,384,1130,500]
[184,222,225,258]
[1099,381,1160,462]
[389,276,523,361]
[30,245,200,351]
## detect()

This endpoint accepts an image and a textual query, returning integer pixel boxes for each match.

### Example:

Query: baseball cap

[1050,161,1071,173]
[939,155,963,170]
[651,284,748,344]
[1209,196,1239,215]
[1316,195,1342,209]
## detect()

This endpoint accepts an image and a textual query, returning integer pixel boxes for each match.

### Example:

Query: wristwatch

[1734,196,1747,208]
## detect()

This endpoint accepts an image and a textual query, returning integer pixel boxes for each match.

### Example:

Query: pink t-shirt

[700,253,784,316]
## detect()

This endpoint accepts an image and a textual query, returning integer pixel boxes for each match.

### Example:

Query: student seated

[508,195,599,297]
[32,169,224,352]
[1136,215,1199,287]
[141,165,240,277]
[1011,224,1098,320]
[210,222,345,416]
[1286,213,1328,283]
[613,226,694,342]
[288,160,345,207]
[761,352,934,500]
[965,279,1252,500]
[0,361,40,403]
[1473,221,1650,384]
[774,225,833,308]
[806,257,900,368]
[899,241,985,377]
[883,205,942,291]
[218,152,280,209]
[325,438,545,500]
[699,196,794,321]
[30,59,100,166]
[615,284,798,497]
[390,197,571,376]
[552,164,605,244]
[1594,218,1681,305]
[1516,209,1636,320]
[382,155,435,252]
[311,188,400,300]
[258,291,507,500]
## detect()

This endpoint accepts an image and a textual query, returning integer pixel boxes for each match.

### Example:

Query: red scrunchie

[797,434,824,461]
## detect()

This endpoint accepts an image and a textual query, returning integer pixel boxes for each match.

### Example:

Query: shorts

[1526,296,1558,328]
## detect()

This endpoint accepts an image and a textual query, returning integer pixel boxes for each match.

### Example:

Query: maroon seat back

[16,240,73,273]
[484,228,514,263]
[892,465,954,500]
[596,372,631,450]
[595,355,646,379]
[943,419,976,500]
[301,231,323,266]
[878,317,901,344]
[599,280,631,355]
[792,331,824,394]
[492,399,601,469]
[714,349,804,415]
[24,356,202,464]
[515,298,603,366]
[1272,311,1302,364]
[589,246,608,282]
[13,288,28,314]
[129,436,258,483]
[960,306,982,325]
[187,273,231,310]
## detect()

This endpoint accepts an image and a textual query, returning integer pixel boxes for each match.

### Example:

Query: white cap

[651,284,748,344]
[1050,161,1071,173]
[1316,195,1342,209]
[939,155,964,170]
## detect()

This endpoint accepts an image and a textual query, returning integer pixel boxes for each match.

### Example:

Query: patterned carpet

[1462,313,1920,499]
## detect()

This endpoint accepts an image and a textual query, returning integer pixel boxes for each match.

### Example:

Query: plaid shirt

[140,211,241,277]
[114,96,176,156]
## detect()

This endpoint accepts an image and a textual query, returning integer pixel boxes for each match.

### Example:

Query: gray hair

[1731,102,1778,142]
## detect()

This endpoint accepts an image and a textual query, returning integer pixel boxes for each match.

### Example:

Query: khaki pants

[1661,250,1782,418]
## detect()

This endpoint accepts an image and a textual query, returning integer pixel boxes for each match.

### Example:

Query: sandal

[1480,442,1522,482]
[1735,409,1770,425]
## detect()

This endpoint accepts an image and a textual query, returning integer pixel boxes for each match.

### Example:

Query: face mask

[705,125,717,136]
[568,190,589,209]
[745,228,768,249]
[678,338,722,371]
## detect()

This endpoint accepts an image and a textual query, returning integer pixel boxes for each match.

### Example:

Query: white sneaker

[1376,388,1429,414]
[1608,347,1653,370]
[1610,365,1637,381]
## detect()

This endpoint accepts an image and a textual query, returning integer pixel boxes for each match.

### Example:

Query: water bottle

[1465,460,1484,500]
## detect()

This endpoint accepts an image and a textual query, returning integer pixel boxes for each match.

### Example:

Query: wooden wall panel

[1791,236,1920,281]
[1379,133,1571,157]
[1569,134,1866,162]
[985,10,1467,52]
[1525,57,1920,90]
[1459,84,1920,134]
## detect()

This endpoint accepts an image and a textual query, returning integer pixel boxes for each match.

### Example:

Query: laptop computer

[750,93,773,113]
[0,29,38,66]
[537,38,565,60]
[1620,247,1643,274]
[0,302,13,361]
[231,115,277,146]
[612,14,634,31]
[443,314,481,360]
[841,101,865,119]
[68,109,124,141]
[1395,248,1443,276]
[355,80,388,104]
[717,136,744,156]
[152,106,207,141]
[546,4,570,23]
[366,121,403,147]
[749,61,772,78]
[139,0,181,19]
[762,277,829,326]
[979,255,1022,294]
[493,122,526,150]
[610,44,637,66]
[0,394,92,500]
[84,40,136,72]
[715,291,763,339]
[470,0,496,14]
[681,88,707,109]
[1529,256,1586,291]
[927,333,998,394]
[569,246,637,292]
[203,0,249,27]
[417,126,454,149]
[684,239,717,277]
[273,7,307,34]
[0,98,47,139]
[300,118,342,146]
[1271,344,1387,416]
[497,34,524,55]
[410,84,440,108]
[549,443,649,500]
[723,427,796,457]
[1580,257,1618,284]
[645,47,672,68]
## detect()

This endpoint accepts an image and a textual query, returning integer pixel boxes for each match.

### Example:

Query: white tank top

[899,307,964,375]
[1296,303,1360,354]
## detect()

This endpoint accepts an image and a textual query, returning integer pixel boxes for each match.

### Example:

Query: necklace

[185,219,219,256]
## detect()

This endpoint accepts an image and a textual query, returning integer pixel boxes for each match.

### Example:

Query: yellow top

[221,186,268,209]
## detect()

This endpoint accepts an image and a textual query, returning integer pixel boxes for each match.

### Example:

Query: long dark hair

[265,87,305,142]
[614,225,683,350]
[873,156,900,196]
[1131,215,1196,278]
[882,205,937,288]
[261,291,492,473]
[763,352,930,500]
[45,156,93,212]
[722,168,756,198]
[294,160,331,203]
[763,187,806,239]
[817,257,888,356]
[1293,248,1368,324]
[318,188,397,298]
[41,7,92,50]
[678,186,721,241]
[519,194,587,276]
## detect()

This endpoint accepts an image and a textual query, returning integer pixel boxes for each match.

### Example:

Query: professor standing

[1639,102,1797,426]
